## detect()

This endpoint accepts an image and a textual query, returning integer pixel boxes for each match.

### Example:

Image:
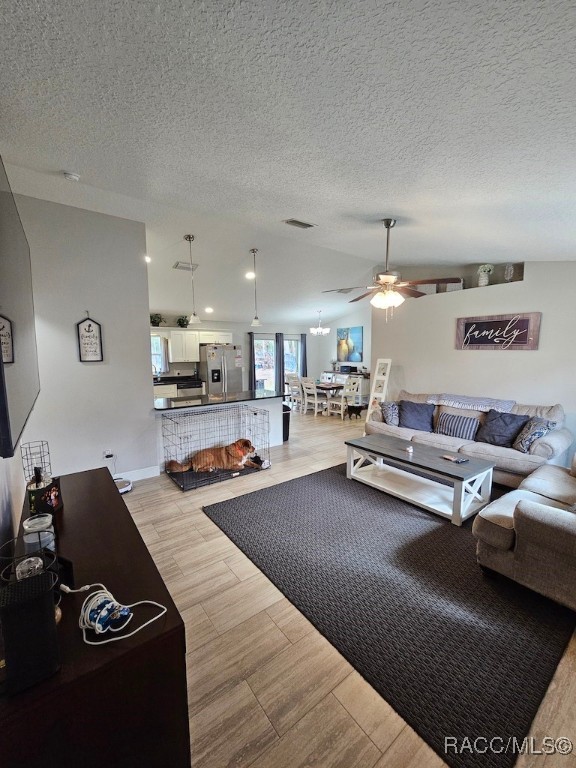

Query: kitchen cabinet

[154,383,178,398]
[198,331,233,345]
[169,330,200,362]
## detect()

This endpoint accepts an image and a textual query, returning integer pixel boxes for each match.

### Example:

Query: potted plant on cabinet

[150,313,166,327]
[176,316,189,328]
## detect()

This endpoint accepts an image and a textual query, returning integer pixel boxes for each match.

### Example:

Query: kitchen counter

[153,389,284,410]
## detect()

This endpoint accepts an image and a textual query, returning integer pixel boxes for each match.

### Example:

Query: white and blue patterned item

[427,393,516,413]
[435,411,480,441]
[513,418,556,453]
[380,401,400,426]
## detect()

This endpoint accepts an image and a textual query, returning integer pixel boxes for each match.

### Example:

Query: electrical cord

[60,583,167,646]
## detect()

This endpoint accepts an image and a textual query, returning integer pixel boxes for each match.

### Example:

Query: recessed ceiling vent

[283,218,316,229]
[173,261,198,272]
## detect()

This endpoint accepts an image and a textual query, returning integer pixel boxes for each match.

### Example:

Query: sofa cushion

[519,464,576,505]
[511,402,565,428]
[398,390,433,404]
[411,433,474,452]
[435,404,485,427]
[472,490,535,550]
[380,401,399,426]
[364,421,419,441]
[459,441,545,474]
[472,489,571,551]
[513,418,556,453]
[435,411,480,441]
[398,400,435,431]
[475,410,530,448]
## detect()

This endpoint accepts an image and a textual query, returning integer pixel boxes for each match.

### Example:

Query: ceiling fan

[323,218,462,309]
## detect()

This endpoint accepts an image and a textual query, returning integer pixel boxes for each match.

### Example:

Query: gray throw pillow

[380,401,399,426]
[513,418,556,453]
[435,411,480,441]
[398,400,435,432]
[475,409,530,448]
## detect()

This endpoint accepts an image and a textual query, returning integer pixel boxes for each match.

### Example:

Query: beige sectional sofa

[365,390,573,488]
[472,457,576,611]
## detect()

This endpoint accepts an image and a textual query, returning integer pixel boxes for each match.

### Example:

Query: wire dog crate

[162,404,271,491]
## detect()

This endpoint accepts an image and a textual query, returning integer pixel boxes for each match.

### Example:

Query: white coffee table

[345,434,494,526]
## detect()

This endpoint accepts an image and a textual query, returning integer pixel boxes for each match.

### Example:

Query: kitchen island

[153,388,284,411]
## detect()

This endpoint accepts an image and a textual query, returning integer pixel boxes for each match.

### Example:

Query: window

[151,334,169,374]
[284,337,300,376]
[253,338,276,390]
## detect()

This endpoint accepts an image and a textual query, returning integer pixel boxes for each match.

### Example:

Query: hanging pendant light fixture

[250,248,261,327]
[310,310,330,336]
[184,234,201,325]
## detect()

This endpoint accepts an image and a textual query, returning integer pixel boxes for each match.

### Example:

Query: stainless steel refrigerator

[198,345,243,395]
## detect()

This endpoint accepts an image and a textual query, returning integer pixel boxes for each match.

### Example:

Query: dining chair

[285,374,304,413]
[326,376,360,419]
[301,377,328,416]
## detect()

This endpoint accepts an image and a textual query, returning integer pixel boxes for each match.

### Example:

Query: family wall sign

[455,313,541,351]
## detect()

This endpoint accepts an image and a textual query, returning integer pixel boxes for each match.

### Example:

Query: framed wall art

[76,316,103,362]
[336,326,363,362]
[455,312,541,351]
[0,315,14,364]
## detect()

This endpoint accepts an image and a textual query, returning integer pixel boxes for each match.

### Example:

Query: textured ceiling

[1,0,575,323]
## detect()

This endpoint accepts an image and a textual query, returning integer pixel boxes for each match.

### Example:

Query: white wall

[11,196,155,483]
[371,262,576,461]
[307,303,372,380]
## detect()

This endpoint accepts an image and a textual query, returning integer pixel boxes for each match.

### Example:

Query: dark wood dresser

[0,468,190,767]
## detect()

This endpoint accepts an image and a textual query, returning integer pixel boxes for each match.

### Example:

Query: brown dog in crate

[166,438,261,473]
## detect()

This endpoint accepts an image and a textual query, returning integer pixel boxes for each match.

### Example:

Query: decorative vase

[478,272,490,287]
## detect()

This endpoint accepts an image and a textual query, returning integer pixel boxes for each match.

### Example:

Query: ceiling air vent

[173,261,198,272]
[283,218,316,229]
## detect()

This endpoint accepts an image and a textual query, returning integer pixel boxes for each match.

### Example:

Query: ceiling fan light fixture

[370,290,405,309]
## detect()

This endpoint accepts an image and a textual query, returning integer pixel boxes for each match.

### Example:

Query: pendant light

[310,310,330,336]
[250,248,261,327]
[184,234,201,325]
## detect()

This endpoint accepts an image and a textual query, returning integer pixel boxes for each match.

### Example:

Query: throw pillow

[475,410,530,448]
[380,401,399,426]
[513,418,556,453]
[435,411,480,441]
[398,400,435,432]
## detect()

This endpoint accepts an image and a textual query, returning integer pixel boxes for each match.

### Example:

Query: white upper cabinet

[168,330,200,362]
[198,331,233,345]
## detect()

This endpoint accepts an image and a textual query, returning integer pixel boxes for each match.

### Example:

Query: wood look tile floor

[125,411,576,768]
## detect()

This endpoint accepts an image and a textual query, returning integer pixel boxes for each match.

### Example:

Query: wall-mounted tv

[0,155,40,458]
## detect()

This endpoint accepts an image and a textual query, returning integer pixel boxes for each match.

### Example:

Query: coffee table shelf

[345,435,494,526]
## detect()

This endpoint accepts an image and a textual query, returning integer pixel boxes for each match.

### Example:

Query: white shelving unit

[366,358,392,421]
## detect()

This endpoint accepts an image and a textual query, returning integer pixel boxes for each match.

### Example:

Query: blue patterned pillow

[513,418,556,453]
[435,411,480,441]
[380,401,399,426]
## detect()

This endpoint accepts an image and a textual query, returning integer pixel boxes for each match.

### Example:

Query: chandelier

[310,310,330,336]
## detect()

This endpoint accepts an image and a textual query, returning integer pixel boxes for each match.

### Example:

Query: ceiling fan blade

[397,277,462,286]
[349,289,378,303]
[322,286,365,294]
[396,286,426,298]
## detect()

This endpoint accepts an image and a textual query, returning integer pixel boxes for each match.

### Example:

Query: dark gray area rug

[203,465,575,768]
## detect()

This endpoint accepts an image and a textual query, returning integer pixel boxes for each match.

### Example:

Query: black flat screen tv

[0,155,40,458]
